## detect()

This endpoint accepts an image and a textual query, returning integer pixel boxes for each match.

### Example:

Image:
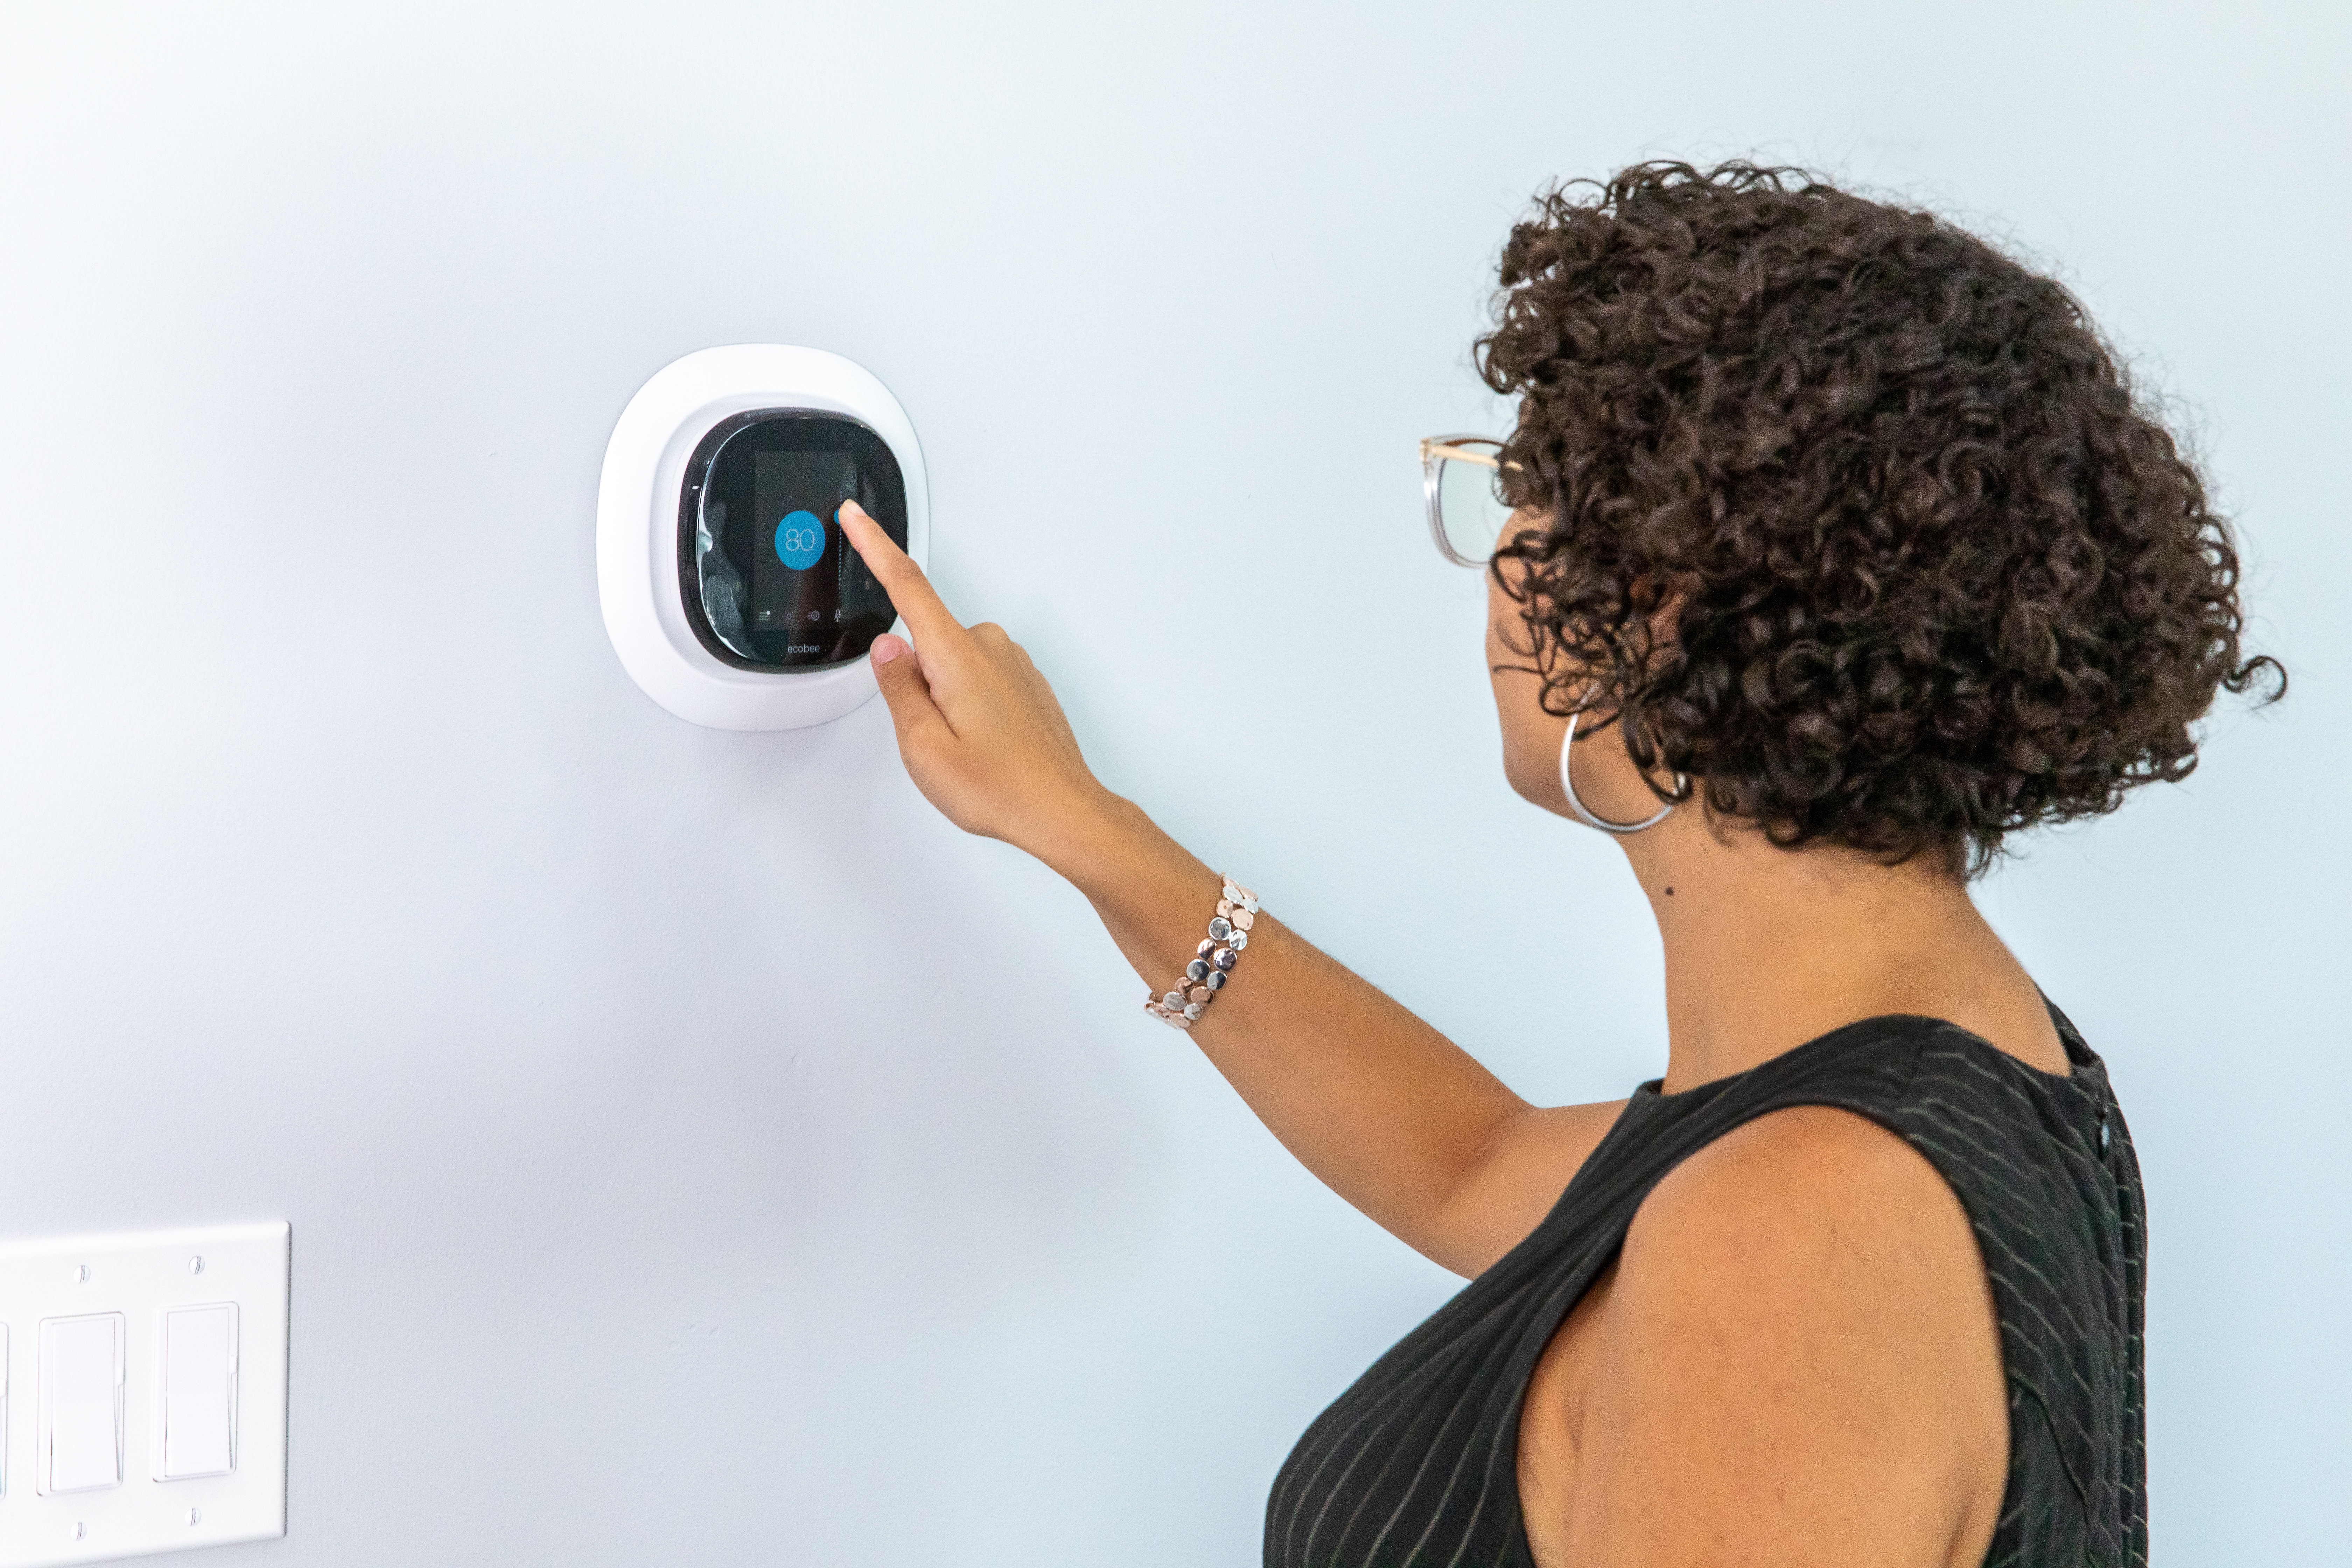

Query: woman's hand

[837,499,1114,863]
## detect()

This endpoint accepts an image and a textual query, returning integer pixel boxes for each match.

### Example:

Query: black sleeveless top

[1266,1011,2147,1567]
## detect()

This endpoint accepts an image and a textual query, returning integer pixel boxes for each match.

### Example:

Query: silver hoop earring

[1558,709,1685,835]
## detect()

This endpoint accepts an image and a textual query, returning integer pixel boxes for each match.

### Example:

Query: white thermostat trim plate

[0,1223,288,1567]
[596,344,932,730]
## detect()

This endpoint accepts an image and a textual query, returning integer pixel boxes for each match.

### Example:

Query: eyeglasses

[1419,435,1520,567]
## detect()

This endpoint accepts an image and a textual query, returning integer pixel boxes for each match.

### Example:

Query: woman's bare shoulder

[1560,1105,2009,1567]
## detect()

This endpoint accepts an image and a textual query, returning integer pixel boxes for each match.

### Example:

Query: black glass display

[679,412,908,669]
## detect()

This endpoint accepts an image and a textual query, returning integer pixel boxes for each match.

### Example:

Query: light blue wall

[1,2,2341,1561]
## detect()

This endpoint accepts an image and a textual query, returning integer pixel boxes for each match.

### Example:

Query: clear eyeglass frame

[1420,434,1521,568]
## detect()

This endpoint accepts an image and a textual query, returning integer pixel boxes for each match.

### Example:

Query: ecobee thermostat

[596,344,930,729]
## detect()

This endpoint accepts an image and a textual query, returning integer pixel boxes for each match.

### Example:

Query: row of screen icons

[752,608,852,627]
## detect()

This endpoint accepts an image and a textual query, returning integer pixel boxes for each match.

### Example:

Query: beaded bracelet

[1144,875,1259,1030]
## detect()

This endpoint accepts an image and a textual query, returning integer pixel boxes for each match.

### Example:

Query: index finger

[837,498,964,649]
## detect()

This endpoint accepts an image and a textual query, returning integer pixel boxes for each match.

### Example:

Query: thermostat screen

[751,449,854,635]
[680,412,909,670]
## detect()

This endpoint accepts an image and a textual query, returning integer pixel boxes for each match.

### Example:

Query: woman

[837,163,2276,1566]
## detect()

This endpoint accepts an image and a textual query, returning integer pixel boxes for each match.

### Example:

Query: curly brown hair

[1478,161,2281,876]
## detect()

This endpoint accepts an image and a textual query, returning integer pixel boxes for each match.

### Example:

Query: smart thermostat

[596,344,930,729]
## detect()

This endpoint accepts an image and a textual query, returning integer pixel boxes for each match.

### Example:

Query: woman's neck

[1617,814,2070,1091]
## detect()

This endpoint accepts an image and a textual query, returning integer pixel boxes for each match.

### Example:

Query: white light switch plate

[0,1224,287,1566]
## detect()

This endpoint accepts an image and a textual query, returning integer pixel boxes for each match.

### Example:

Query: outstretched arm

[840,501,1618,1276]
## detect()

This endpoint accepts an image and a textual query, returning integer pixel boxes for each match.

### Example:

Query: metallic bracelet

[1144,875,1260,1030]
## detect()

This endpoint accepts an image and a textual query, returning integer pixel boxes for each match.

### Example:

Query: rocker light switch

[39,1314,124,1494]
[155,1305,236,1480]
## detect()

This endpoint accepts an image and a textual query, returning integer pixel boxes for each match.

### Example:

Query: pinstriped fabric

[1265,1010,2147,1568]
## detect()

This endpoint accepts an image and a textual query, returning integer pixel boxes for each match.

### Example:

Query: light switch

[40,1312,125,1494]
[155,1304,238,1479]
[0,1222,287,1566]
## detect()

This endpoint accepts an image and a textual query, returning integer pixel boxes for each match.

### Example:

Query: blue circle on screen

[774,511,825,570]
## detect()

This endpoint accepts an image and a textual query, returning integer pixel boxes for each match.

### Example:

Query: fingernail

[837,499,866,524]
[871,635,903,666]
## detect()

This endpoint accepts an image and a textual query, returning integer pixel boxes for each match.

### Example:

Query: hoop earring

[1558,709,1685,835]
